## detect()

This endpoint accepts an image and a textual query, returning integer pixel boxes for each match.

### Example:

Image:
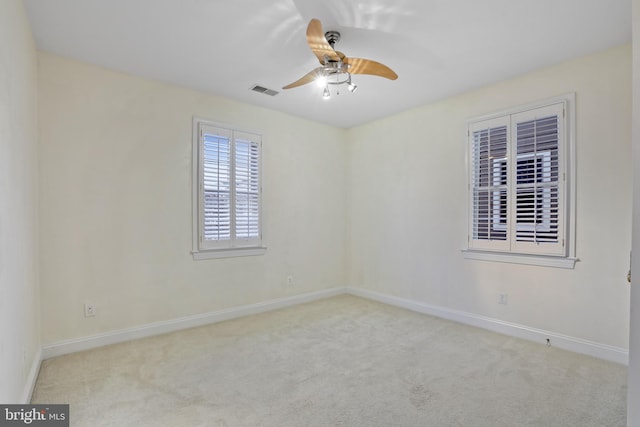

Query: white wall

[38,53,348,344]
[38,43,632,359]
[628,0,640,423]
[0,0,40,403]
[348,45,632,350]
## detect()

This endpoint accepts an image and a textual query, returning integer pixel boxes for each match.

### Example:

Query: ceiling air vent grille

[250,84,279,96]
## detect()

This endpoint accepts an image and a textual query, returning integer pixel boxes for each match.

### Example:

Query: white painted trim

[465,93,577,263]
[192,246,267,260]
[40,286,627,367]
[42,287,346,359]
[461,249,578,269]
[192,117,265,258]
[21,347,42,404]
[347,287,628,365]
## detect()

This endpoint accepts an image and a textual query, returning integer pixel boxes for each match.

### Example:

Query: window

[464,95,576,268]
[192,118,265,259]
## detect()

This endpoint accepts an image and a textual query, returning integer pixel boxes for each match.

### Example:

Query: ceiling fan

[282,19,398,98]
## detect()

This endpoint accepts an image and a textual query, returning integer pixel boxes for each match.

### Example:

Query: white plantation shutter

[511,104,564,255]
[198,124,262,251]
[469,117,510,251]
[233,132,261,246]
[201,126,232,246]
[468,101,568,258]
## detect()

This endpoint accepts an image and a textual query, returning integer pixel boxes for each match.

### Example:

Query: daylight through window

[193,119,263,259]
[467,98,573,261]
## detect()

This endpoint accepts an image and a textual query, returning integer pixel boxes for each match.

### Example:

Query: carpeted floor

[32,295,627,426]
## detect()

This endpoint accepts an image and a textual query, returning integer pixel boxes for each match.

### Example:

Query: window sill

[461,249,577,269]
[192,247,267,260]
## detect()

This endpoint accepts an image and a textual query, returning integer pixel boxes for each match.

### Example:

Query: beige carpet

[32,295,627,426]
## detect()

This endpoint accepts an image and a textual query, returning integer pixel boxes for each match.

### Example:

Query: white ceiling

[24,0,631,128]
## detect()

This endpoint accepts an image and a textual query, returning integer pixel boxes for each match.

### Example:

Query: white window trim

[462,249,578,269]
[191,117,266,260]
[192,246,266,260]
[463,93,577,268]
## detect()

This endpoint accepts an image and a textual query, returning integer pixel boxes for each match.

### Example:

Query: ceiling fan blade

[306,19,340,64]
[344,57,398,80]
[282,68,324,89]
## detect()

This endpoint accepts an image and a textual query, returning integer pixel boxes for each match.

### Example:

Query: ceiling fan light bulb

[316,75,328,88]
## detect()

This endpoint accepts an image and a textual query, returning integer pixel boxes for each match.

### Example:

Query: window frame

[192,117,266,260]
[462,94,577,269]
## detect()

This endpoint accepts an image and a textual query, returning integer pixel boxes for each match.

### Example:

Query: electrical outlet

[84,303,96,317]
[498,293,508,305]
[287,275,294,286]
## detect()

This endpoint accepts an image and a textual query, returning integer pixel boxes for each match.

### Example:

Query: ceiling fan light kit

[317,56,356,99]
[283,19,397,99]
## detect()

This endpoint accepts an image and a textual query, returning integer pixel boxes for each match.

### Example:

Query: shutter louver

[470,123,509,249]
[203,131,231,242]
[234,137,261,242]
[514,115,560,245]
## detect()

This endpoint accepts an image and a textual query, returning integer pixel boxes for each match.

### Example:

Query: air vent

[250,84,279,97]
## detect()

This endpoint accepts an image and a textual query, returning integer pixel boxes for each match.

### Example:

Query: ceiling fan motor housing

[324,31,341,48]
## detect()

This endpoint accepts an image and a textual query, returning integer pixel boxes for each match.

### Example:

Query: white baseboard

[41,287,346,359]
[346,287,629,365]
[21,347,42,403]
[40,286,628,366]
